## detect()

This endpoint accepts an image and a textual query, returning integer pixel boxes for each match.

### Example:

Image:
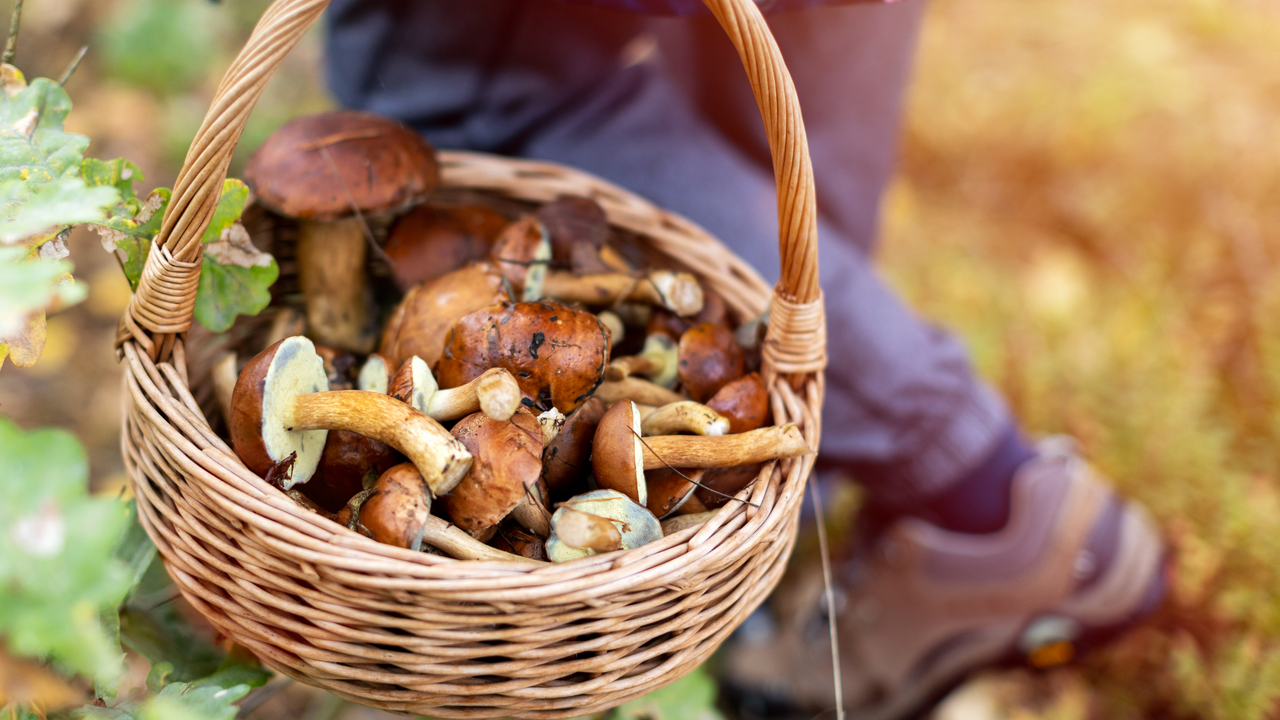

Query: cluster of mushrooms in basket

[213,110,813,563]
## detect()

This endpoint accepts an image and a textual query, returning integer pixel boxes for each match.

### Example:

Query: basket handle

[118,0,825,378]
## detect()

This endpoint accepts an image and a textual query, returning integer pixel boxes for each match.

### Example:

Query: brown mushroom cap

[591,401,646,506]
[228,337,330,487]
[441,407,544,537]
[678,322,746,403]
[357,463,434,550]
[536,195,608,264]
[644,467,704,518]
[379,263,510,368]
[384,205,507,289]
[490,523,548,561]
[243,110,439,221]
[695,463,764,510]
[542,396,606,498]
[705,372,771,434]
[646,290,728,340]
[300,431,400,513]
[436,300,610,414]
[489,216,552,299]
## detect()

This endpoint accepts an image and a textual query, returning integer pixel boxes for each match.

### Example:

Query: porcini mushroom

[545,489,663,563]
[640,401,730,437]
[379,262,510,368]
[541,269,704,317]
[646,289,728,340]
[388,356,520,422]
[536,195,608,267]
[678,322,746,402]
[606,333,678,388]
[228,336,471,495]
[706,372,771,434]
[490,216,552,301]
[694,463,765,511]
[593,376,685,407]
[436,301,610,414]
[383,204,507,290]
[244,111,439,352]
[346,463,534,562]
[593,401,811,486]
[301,429,400,514]
[645,467,705,518]
[542,396,606,498]
[357,354,393,394]
[440,407,544,540]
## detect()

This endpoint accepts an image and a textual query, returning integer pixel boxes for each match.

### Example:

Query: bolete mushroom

[645,467,705,518]
[346,463,534,561]
[379,262,510,368]
[606,334,678,388]
[490,523,548,561]
[388,356,520,422]
[640,401,730,437]
[541,269,704,317]
[357,354,393,395]
[593,376,685,407]
[441,407,544,540]
[678,322,746,402]
[597,310,625,348]
[490,216,552,301]
[542,396,606,498]
[694,463,765,511]
[545,489,663,563]
[228,336,471,495]
[593,401,811,494]
[647,289,728,340]
[301,429,400,514]
[243,111,439,352]
[436,300,610,414]
[384,204,507,290]
[536,195,608,267]
[705,372,771,434]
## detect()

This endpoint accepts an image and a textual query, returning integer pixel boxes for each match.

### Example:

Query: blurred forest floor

[4,0,1280,717]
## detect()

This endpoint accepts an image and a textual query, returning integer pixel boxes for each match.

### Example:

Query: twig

[627,427,760,508]
[57,45,87,86]
[810,480,844,720]
[2,0,21,66]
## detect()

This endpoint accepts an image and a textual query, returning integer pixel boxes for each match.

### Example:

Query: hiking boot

[722,437,1168,720]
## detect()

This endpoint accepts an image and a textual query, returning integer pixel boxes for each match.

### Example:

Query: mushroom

[490,523,548,561]
[661,510,717,535]
[593,376,685,407]
[678,322,746,402]
[640,401,730,437]
[441,407,544,540]
[383,204,507,290]
[645,467,706,518]
[436,300,610,414]
[244,111,439,352]
[345,463,534,562]
[300,429,400,514]
[379,262,510,368]
[228,336,471,495]
[597,310,625,347]
[541,270,704,317]
[509,478,553,539]
[545,489,662,563]
[646,289,728,340]
[490,216,552,301]
[706,372,771,434]
[537,407,567,446]
[552,507,621,552]
[694,463,765,511]
[357,354,393,394]
[388,356,520,422]
[536,195,608,267]
[542,396,606,498]
[606,334,678,388]
[314,345,357,390]
[593,401,810,490]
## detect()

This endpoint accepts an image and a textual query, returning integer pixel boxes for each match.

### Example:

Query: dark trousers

[325,0,1010,508]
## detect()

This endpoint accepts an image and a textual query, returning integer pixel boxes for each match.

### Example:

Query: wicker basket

[117,0,827,716]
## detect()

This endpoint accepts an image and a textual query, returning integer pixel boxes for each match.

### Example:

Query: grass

[883,0,1280,716]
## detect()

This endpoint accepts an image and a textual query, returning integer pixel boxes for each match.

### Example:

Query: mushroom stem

[555,508,622,552]
[594,377,685,406]
[429,368,521,421]
[510,493,552,538]
[422,515,538,562]
[607,355,660,382]
[288,390,471,495]
[641,401,729,437]
[639,424,811,470]
[296,218,375,353]
[542,270,704,316]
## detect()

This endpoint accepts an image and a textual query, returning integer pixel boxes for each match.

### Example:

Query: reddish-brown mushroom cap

[384,205,507,289]
[695,463,764,510]
[300,431,400,513]
[357,463,434,550]
[706,372,771,434]
[441,408,545,537]
[379,263,510,368]
[542,396,606,498]
[591,401,646,506]
[243,111,439,220]
[489,216,552,300]
[678,322,746,403]
[436,300,610,414]
[537,195,608,265]
[644,467,704,518]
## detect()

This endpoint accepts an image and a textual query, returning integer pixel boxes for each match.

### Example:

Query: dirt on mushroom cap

[436,300,610,414]
[243,110,439,221]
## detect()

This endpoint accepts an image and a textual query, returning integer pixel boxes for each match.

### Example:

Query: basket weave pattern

[118,0,827,716]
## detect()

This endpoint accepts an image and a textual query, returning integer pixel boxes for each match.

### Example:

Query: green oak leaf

[0,176,119,245]
[192,179,276,333]
[200,178,248,245]
[0,77,86,192]
[82,157,145,217]
[91,187,169,291]
[614,667,724,720]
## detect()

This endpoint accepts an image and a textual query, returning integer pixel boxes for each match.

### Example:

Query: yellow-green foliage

[885,0,1280,716]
